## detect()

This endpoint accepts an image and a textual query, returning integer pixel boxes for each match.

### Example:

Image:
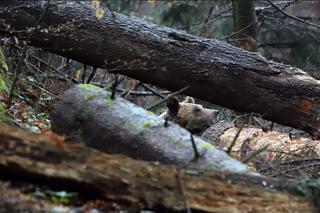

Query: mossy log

[1,1,320,134]
[0,123,318,213]
[50,84,253,174]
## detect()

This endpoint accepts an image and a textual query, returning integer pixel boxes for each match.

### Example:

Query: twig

[222,23,254,40]
[105,0,116,19]
[242,145,269,164]
[35,53,53,112]
[139,83,166,99]
[82,64,87,83]
[256,0,297,13]
[146,86,190,110]
[9,1,51,102]
[86,67,97,83]
[190,134,200,160]
[110,74,119,100]
[24,80,58,100]
[176,169,191,213]
[178,7,232,30]
[279,157,320,165]
[121,81,140,98]
[200,4,215,36]
[164,117,169,128]
[99,68,108,87]
[226,122,245,155]
[266,0,320,29]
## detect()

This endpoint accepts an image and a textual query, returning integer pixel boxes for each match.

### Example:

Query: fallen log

[0,123,318,213]
[0,181,56,212]
[1,1,320,133]
[202,122,320,178]
[50,84,253,174]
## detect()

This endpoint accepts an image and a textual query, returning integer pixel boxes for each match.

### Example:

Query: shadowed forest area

[1,0,320,212]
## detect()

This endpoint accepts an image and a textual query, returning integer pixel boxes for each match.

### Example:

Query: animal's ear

[166,96,180,114]
[183,96,195,104]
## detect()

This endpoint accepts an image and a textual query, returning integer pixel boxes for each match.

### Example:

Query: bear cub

[160,96,218,134]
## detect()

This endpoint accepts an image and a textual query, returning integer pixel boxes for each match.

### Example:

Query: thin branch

[222,23,254,40]
[266,0,320,29]
[139,83,167,99]
[9,1,51,101]
[86,67,97,83]
[190,134,200,160]
[176,169,191,213]
[110,75,119,100]
[146,86,190,111]
[226,122,245,155]
[35,53,53,112]
[178,7,232,30]
[242,145,269,164]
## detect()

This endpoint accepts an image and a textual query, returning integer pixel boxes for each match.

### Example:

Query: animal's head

[161,96,217,134]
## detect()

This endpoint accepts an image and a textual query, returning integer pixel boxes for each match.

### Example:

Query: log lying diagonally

[202,122,320,178]
[1,1,320,133]
[50,84,253,174]
[0,123,317,213]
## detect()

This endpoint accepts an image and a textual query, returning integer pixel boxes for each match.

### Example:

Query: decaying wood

[1,1,320,134]
[202,122,320,178]
[50,84,253,174]
[0,181,51,212]
[0,123,318,213]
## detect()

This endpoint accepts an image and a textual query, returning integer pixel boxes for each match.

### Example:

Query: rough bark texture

[50,84,253,174]
[0,181,57,212]
[0,123,317,213]
[202,122,320,178]
[232,0,258,51]
[1,1,320,133]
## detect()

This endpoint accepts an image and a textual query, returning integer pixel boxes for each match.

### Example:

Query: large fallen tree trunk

[1,1,320,133]
[51,84,253,174]
[0,123,318,213]
[202,122,320,178]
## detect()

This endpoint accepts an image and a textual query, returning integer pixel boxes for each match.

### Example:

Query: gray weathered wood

[51,84,255,174]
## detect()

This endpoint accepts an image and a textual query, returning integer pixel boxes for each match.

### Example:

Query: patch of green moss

[0,47,8,93]
[104,99,113,106]
[79,84,99,92]
[147,111,156,116]
[201,143,213,150]
[177,143,185,149]
[0,77,7,93]
[0,103,7,122]
[142,121,157,128]
[84,94,98,101]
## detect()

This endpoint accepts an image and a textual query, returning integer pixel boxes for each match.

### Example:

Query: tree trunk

[202,122,320,178]
[51,84,254,174]
[0,123,317,213]
[1,1,320,134]
[232,0,257,51]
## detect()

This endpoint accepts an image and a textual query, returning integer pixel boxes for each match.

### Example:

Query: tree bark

[0,181,58,212]
[1,1,320,134]
[232,0,258,51]
[0,123,317,213]
[51,84,254,174]
[202,121,320,178]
